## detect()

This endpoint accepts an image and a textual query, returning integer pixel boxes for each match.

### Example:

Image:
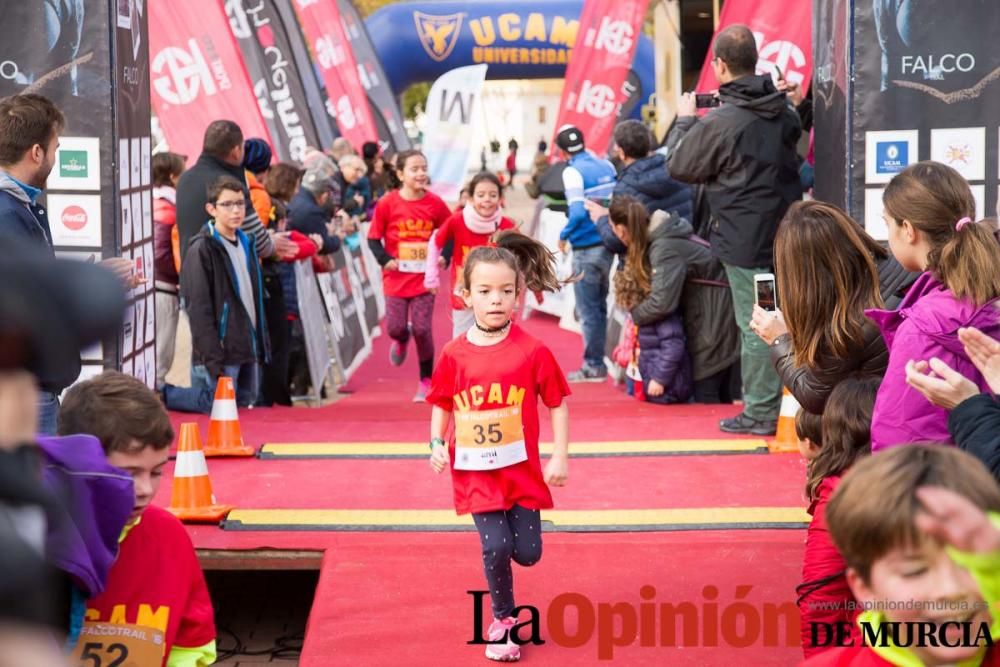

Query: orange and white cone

[168,423,233,523]
[768,388,801,454]
[204,376,254,457]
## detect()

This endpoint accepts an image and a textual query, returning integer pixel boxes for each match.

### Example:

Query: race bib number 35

[454,406,527,470]
[71,622,165,667]
[397,241,428,273]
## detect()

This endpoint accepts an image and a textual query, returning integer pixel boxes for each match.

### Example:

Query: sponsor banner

[349,245,381,337]
[695,0,812,94]
[294,260,337,402]
[149,0,273,163]
[272,0,338,150]
[424,64,489,201]
[338,0,411,152]
[316,248,371,381]
[48,194,103,247]
[816,1,1000,230]
[358,223,386,319]
[50,137,101,191]
[224,0,320,162]
[550,0,651,157]
[293,0,378,150]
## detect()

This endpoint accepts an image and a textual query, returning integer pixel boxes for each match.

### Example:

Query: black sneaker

[719,412,777,436]
[567,365,608,383]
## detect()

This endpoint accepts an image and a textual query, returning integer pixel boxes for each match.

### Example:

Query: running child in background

[59,372,217,667]
[797,375,879,658]
[368,149,452,401]
[426,232,570,663]
[425,172,517,338]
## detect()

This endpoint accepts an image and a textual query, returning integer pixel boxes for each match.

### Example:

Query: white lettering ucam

[902,54,976,76]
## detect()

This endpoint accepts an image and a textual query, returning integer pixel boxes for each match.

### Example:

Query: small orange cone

[168,423,233,523]
[768,388,801,453]
[204,376,254,457]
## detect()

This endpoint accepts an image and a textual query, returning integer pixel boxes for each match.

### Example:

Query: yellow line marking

[223,507,809,530]
[258,439,768,458]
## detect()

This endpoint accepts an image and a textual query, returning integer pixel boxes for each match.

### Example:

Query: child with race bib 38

[425,172,516,338]
[368,149,452,401]
[426,232,571,663]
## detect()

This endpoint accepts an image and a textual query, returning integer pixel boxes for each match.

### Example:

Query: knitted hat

[242,138,272,174]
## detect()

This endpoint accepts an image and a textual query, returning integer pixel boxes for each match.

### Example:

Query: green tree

[401,82,431,120]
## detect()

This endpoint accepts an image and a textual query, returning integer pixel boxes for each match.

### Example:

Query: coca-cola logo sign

[62,205,88,231]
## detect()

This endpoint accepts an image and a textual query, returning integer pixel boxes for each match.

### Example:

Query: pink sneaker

[413,378,432,403]
[485,617,520,662]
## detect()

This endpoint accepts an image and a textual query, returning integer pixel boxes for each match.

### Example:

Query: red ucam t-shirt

[81,505,216,666]
[368,189,451,298]
[433,210,517,310]
[426,324,571,514]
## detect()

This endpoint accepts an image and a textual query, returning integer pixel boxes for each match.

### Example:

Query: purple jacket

[37,435,134,596]
[637,313,693,404]
[866,272,1000,451]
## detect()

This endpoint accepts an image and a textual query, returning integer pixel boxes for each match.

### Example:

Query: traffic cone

[168,423,233,523]
[768,388,801,454]
[204,376,254,457]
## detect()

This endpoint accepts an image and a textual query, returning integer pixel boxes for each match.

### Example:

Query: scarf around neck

[462,203,504,235]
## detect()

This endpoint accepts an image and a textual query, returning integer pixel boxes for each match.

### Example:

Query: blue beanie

[243,138,272,173]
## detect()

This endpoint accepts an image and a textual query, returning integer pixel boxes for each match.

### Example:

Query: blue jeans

[164,363,260,414]
[206,363,260,408]
[571,245,613,369]
[37,390,59,436]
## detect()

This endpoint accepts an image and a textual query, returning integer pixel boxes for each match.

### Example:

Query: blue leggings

[472,505,543,619]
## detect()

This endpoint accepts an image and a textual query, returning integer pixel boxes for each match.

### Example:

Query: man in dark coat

[597,119,693,258]
[666,24,803,435]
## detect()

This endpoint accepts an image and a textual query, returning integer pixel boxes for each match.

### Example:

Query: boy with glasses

[174,176,269,409]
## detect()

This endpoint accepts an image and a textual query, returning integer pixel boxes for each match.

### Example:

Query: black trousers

[472,505,542,619]
[260,265,291,406]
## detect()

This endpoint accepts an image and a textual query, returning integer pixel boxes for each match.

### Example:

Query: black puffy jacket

[666,75,803,268]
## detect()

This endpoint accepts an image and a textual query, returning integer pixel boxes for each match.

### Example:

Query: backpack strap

[682,233,729,288]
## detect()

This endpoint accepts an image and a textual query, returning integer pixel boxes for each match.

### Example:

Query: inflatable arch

[365,0,655,119]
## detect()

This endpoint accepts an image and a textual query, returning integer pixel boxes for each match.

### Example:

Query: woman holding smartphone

[749,201,916,415]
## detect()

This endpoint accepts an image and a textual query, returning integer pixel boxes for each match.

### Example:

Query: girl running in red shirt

[368,150,452,401]
[426,232,571,663]
[425,173,517,338]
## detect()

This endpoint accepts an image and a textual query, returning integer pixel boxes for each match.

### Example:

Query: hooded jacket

[181,222,270,379]
[36,435,134,598]
[289,187,342,255]
[950,395,1000,484]
[153,186,179,286]
[635,312,692,405]
[666,74,803,268]
[0,172,53,248]
[867,272,1000,451]
[597,152,694,257]
[770,254,919,415]
[630,211,739,381]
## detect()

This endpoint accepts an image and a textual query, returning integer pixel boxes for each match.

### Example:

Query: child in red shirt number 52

[426,232,571,663]
[367,149,452,402]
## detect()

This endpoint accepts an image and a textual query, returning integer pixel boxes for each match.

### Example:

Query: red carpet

[166,290,808,665]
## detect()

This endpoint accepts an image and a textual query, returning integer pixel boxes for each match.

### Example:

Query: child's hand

[905,358,979,409]
[543,453,568,487]
[647,379,665,397]
[916,486,1000,554]
[384,259,399,272]
[429,443,449,473]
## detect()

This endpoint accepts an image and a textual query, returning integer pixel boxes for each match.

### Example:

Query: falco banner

[293,0,378,150]
[550,0,650,158]
[814,0,1000,240]
[694,0,812,94]
[149,0,273,162]
[337,0,412,152]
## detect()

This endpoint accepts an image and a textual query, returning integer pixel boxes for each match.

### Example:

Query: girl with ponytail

[868,161,1000,450]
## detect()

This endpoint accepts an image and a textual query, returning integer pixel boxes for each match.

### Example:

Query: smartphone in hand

[695,93,720,109]
[754,273,778,312]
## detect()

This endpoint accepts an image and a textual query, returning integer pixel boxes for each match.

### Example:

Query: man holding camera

[666,24,803,435]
